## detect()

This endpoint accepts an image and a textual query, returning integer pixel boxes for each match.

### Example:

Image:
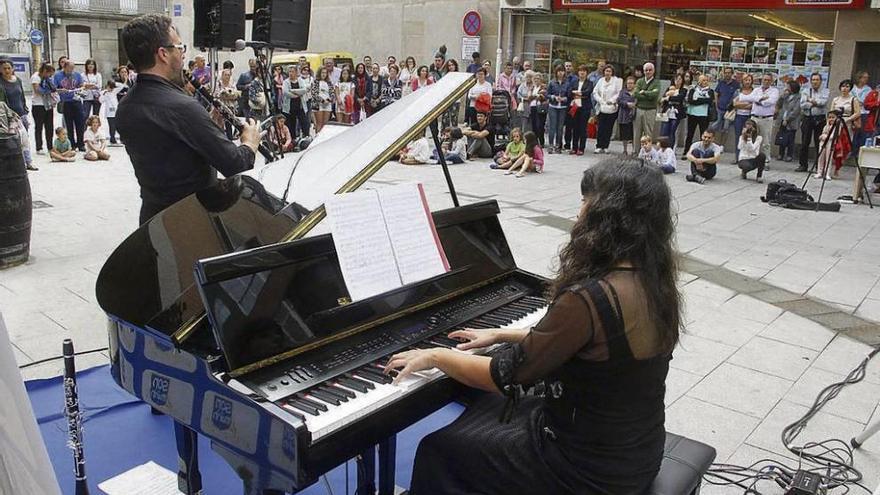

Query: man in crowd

[236,58,257,118]
[588,60,605,85]
[562,60,578,149]
[633,62,660,147]
[191,54,211,85]
[464,112,495,159]
[325,58,341,84]
[380,56,396,77]
[116,13,260,225]
[711,66,739,146]
[797,72,829,172]
[430,51,447,81]
[685,129,722,184]
[467,52,481,74]
[751,73,780,165]
[54,60,86,152]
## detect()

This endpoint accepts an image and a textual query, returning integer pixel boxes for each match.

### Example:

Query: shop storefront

[514,0,872,88]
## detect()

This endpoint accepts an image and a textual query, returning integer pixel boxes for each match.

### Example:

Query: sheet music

[379,183,450,285]
[326,190,402,301]
[98,461,179,495]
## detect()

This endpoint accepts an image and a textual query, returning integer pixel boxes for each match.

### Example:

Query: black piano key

[295,394,329,412]
[482,315,510,326]
[287,399,320,416]
[425,337,455,349]
[354,368,393,384]
[280,403,307,421]
[308,389,342,406]
[324,383,356,399]
[341,374,375,391]
[493,308,522,319]
[468,320,493,329]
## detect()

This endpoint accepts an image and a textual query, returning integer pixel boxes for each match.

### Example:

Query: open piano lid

[95,72,475,345]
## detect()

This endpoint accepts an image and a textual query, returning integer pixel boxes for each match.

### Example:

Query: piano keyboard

[279,296,548,441]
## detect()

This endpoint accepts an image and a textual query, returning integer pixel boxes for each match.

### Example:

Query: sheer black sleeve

[490,290,594,392]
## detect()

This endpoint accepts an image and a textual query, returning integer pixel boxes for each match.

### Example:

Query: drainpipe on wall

[44,0,53,61]
[496,2,503,81]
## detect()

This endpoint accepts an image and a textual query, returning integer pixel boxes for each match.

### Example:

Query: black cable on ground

[18,347,109,369]
[704,344,880,494]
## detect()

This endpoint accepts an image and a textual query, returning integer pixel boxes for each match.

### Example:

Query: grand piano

[95,72,553,494]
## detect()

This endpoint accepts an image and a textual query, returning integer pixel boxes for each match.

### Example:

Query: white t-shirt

[83,127,106,149]
[406,138,431,163]
[30,73,43,106]
[688,141,724,158]
[82,73,102,101]
[638,146,659,163]
[658,147,677,169]
[468,81,493,108]
[738,136,763,161]
[100,90,119,118]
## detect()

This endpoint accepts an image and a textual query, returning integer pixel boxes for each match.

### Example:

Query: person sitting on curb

[464,112,495,160]
[505,131,544,177]
[737,119,766,183]
[685,129,722,184]
[50,126,77,162]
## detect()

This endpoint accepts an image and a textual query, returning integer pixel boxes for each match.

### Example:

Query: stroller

[489,90,512,152]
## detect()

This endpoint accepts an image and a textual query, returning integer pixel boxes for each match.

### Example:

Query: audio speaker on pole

[193,0,245,50]
[251,0,311,51]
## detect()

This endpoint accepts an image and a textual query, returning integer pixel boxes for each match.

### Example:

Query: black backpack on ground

[761,179,840,212]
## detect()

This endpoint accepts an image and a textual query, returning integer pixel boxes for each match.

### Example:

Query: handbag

[724,108,736,122]
[655,111,669,123]
[774,130,787,146]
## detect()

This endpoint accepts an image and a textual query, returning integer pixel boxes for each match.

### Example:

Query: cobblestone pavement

[1,136,879,492]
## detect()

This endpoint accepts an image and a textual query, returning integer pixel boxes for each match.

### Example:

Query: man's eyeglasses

[163,43,187,53]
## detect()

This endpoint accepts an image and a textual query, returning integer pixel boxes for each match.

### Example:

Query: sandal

[504,170,514,175]
[515,173,525,178]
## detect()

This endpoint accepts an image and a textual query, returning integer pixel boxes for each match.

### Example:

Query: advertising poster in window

[805,43,825,66]
[752,41,770,64]
[776,42,795,64]
[706,40,724,62]
[730,41,747,63]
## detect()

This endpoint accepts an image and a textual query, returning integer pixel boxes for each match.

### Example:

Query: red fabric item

[863,89,879,134]
[475,93,492,113]
[588,120,597,139]
[832,124,852,172]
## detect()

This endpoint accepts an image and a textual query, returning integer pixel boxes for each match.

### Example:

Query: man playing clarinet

[116,14,260,225]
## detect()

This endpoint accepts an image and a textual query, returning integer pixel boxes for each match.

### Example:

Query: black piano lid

[94,73,476,344]
[194,200,516,375]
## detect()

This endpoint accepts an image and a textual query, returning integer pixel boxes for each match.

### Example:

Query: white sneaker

[601,148,608,154]
[593,148,602,154]
[36,149,45,155]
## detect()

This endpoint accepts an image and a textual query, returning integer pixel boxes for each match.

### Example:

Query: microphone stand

[249,44,284,160]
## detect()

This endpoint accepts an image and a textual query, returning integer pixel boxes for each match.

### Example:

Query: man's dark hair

[472,51,480,59]
[223,60,234,70]
[122,14,174,73]
[703,129,716,137]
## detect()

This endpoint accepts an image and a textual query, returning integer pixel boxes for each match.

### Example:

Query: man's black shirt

[116,73,256,224]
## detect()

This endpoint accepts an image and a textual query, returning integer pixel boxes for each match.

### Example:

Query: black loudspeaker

[251,0,311,51]
[193,0,245,50]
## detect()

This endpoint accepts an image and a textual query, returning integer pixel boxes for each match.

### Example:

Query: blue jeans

[733,114,751,160]
[432,149,464,164]
[659,118,681,149]
[690,148,717,180]
[547,107,567,148]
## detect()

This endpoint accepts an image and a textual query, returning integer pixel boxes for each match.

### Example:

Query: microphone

[234,39,270,51]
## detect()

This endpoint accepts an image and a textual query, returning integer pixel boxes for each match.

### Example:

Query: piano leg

[378,435,397,495]
[356,446,376,495]
[173,421,203,495]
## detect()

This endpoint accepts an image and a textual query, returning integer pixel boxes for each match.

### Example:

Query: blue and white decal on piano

[141,370,195,423]
[119,352,135,394]
[200,391,259,454]
[117,321,137,353]
[145,337,198,372]
[268,419,298,468]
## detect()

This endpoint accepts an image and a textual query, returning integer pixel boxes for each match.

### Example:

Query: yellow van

[271,51,355,72]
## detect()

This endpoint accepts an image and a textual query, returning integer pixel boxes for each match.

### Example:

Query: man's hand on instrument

[384,349,439,386]
[240,118,261,152]
[447,328,499,351]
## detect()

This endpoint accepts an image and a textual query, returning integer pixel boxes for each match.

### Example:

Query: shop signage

[706,40,724,62]
[776,42,795,64]
[730,41,747,63]
[752,41,770,64]
[805,42,825,66]
[555,0,864,8]
[567,12,620,41]
[462,11,482,36]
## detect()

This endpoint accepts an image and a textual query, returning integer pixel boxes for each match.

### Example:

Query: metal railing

[51,0,167,17]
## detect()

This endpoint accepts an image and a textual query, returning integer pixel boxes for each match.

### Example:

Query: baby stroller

[489,90,512,152]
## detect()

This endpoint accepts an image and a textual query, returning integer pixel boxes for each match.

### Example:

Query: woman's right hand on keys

[448,328,499,351]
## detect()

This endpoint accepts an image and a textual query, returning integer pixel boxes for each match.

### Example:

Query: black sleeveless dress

[409,272,670,494]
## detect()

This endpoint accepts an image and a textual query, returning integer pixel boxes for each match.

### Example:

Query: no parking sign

[462,11,482,36]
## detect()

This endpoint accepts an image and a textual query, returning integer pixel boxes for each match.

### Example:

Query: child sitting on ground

[50,127,77,162]
[432,127,467,164]
[505,131,544,177]
[83,116,111,161]
[492,127,525,169]
[655,138,677,174]
[637,136,659,164]
[399,136,431,165]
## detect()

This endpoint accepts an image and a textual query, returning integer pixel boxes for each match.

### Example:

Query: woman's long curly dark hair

[551,157,681,350]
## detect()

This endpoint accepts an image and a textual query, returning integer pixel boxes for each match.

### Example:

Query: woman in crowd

[353,63,368,124]
[731,73,755,161]
[381,64,404,108]
[336,67,355,124]
[569,65,594,156]
[528,72,547,147]
[442,59,461,129]
[82,59,102,117]
[0,58,35,170]
[30,63,57,157]
[297,65,314,135]
[831,79,862,147]
[311,67,333,133]
[659,73,687,153]
[546,65,570,154]
[737,118,766,183]
[400,56,417,94]
[57,56,68,72]
[682,74,715,159]
[617,76,637,156]
[365,63,384,117]
[214,68,240,139]
[411,65,433,93]
[496,62,518,112]
[114,65,130,101]
[482,60,494,84]
[272,64,285,108]
[777,80,802,162]
[466,68,493,126]
[515,70,534,132]
[593,64,622,154]
[397,157,678,495]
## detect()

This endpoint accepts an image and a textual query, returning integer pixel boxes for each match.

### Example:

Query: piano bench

[648,432,716,495]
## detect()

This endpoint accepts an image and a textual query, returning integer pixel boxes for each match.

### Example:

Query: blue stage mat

[28,365,464,495]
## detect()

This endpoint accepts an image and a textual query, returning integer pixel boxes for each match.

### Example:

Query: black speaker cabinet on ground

[251,0,311,51]
[193,0,245,50]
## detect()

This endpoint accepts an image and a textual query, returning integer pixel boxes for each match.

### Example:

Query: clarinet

[187,76,277,163]
[63,339,90,495]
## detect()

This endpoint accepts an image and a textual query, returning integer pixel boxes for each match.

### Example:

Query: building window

[66,25,92,64]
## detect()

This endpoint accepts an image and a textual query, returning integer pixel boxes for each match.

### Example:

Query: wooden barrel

[0,135,32,269]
